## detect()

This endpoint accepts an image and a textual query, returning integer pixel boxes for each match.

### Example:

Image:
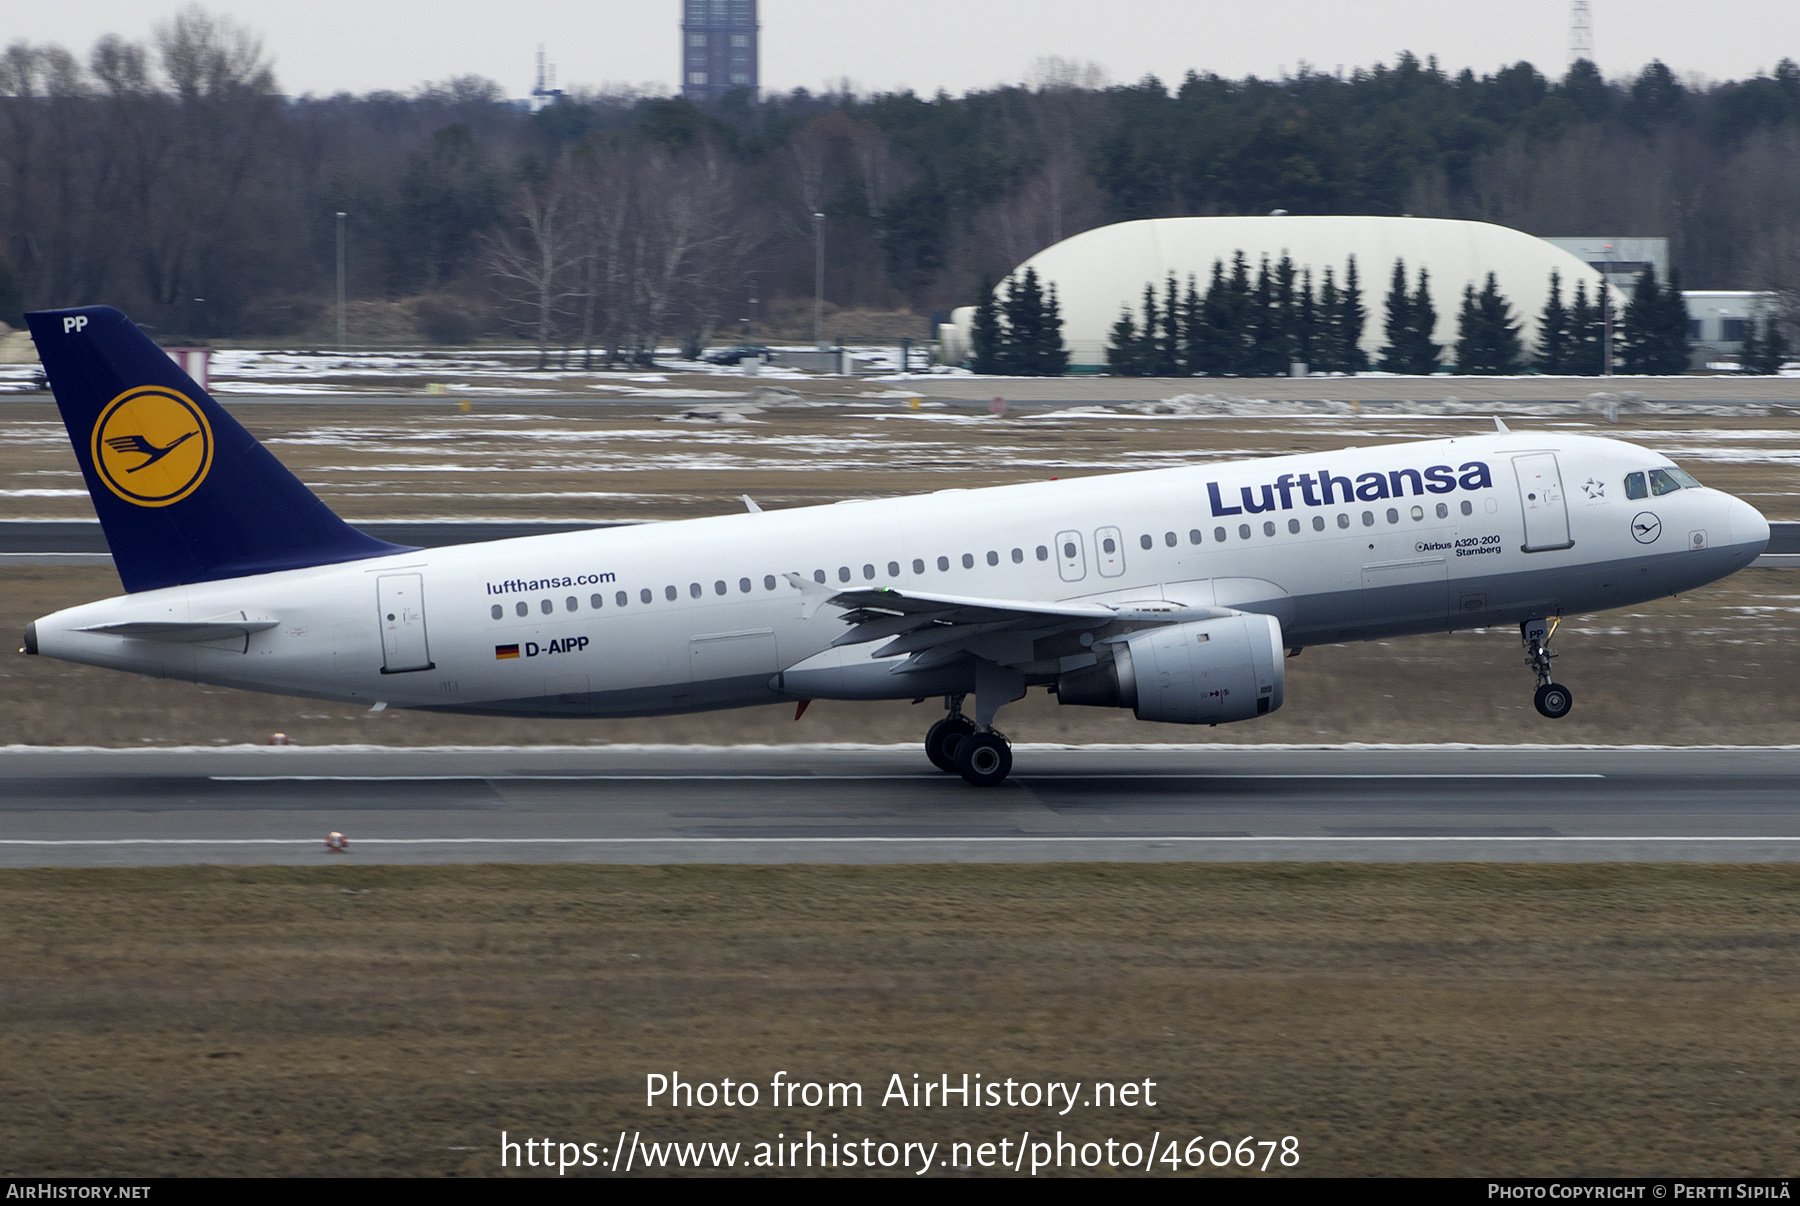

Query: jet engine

[1054,612,1285,724]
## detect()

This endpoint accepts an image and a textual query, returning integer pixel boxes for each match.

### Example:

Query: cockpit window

[1625,472,1647,500]
[1666,467,1702,489]
[1649,468,1685,496]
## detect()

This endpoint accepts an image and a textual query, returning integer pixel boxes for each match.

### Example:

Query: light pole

[812,211,826,350]
[335,211,347,354]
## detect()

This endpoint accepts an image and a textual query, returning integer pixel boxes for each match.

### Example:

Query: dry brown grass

[0,863,1795,1177]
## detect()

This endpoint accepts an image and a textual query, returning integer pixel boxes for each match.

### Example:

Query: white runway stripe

[0,835,1791,847]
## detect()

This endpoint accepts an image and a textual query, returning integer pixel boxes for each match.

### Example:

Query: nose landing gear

[924,693,1015,785]
[1523,617,1574,719]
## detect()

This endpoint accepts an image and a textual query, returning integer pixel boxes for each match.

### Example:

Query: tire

[1534,682,1573,719]
[925,715,976,773]
[954,731,1014,786]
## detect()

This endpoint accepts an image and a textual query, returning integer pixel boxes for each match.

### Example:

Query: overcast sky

[9,1,1799,99]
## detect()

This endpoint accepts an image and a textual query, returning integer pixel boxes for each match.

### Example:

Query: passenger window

[888,561,900,576]
[1102,537,1117,554]
[617,591,629,607]
[986,551,998,566]
[666,585,679,600]
[1010,548,1023,563]
[591,593,604,609]
[565,596,578,611]
[1287,518,1300,534]
[962,553,974,568]
[1036,546,1049,561]
[1189,529,1202,544]
[1312,516,1325,531]
[813,570,827,583]
[1263,521,1276,537]
[1386,508,1399,524]
[1362,511,1375,527]
[714,580,727,595]
[541,599,553,614]
[516,601,528,617]
[1337,514,1350,529]
[863,564,875,579]
[1435,503,1448,519]
[640,589,653,604]
[1460,500,1473,516]
[763,575,776,591]
[1410,506,1424,521]
[914,559,926,574]
[1649,468,1683,496]
[1214,527,1226,542]
[938,556,950,571]
[1061,543,1076,560]
[1625,472,1647,500]
[491,605,503,620]
[1164,531,1177,547]
[739,578,751,593]
[1138,534,1152,550]
[836,567,849,583]
[689,583,702,598]
[1238,524,1251,539]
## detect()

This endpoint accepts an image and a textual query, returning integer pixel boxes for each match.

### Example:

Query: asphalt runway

[3,743,1799,867]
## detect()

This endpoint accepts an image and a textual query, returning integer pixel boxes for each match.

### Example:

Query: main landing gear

[1523,617,1574,719]
[925,695,1014,786]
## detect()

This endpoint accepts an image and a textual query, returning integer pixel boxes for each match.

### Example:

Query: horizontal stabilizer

[82,617,278,644]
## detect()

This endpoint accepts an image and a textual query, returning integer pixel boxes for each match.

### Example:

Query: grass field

[1,863,1795,1177]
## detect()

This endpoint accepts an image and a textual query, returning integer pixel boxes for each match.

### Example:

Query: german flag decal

[495,644,520,660]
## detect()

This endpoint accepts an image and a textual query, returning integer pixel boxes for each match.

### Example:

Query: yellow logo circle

[91,386,214,507]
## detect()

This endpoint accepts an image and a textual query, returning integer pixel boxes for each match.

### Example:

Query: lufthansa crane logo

[91,386,214,507]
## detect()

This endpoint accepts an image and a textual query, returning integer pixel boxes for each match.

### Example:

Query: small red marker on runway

[325,831,347,853]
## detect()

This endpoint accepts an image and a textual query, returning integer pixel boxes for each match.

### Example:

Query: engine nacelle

[1054,613,1285,724]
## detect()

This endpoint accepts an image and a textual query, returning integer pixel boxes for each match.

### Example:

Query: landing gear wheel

[954,731,1014,786]
[925,715,976,773]
[1534,682,1573,719]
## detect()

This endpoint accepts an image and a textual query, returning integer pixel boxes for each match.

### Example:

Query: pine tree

[1224,251,1253,375]
[1139,283,1160,375]
[1195,259,1231,376]
[1455,282,1484,374]
[1535,271,1570,373]
[1106,308,1142,376]
[1250,255,1285,375]
[1567,280,1601,375]
[1620,265,1664,373]
[1158,274,1182,375]
[1296,267,1317,371]
[971,275,1004,374]
[1342,255,1367,372]
[1476,273,1522,373]
[1180,274,1207,376]
[1036,283,1070,376]
[1407,268,1442,373]
[1000,270,1038,374]
[1379,258,1413,372]
[1766,317,1790,374]
[1315,266,1344,373]
[1274,253,1299,370]
[1660,268,1692,374]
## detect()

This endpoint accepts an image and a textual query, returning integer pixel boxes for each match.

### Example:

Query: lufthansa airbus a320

[19,306,1770,784]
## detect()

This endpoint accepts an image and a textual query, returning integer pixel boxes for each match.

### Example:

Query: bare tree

[486,161,582,367]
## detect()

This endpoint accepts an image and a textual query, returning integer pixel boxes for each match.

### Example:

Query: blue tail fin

[26,305,409,593]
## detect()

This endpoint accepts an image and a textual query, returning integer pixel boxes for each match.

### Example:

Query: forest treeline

[3,7,1800,350]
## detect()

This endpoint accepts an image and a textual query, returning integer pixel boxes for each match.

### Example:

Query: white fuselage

[30,432,1769,720]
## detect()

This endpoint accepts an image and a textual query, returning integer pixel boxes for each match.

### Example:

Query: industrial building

[942,215,1617,372]
[680,0,759,101]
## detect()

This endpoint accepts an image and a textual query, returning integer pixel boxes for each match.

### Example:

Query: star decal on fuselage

[1581,478,1605,499]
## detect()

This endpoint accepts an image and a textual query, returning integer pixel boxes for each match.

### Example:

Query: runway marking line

[1,835,1793,847]
[204,781,1612,788]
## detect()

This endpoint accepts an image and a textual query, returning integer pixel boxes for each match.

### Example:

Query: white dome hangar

[944,215,1617,373]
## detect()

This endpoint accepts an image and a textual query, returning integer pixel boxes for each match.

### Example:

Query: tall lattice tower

[680,0,759,102]
[1569,1,1595,66]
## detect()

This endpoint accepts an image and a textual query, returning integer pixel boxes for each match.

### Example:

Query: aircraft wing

[815,582,1229,672]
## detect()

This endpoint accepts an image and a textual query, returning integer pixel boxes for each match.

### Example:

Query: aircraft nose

[1730,494,1770,554]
